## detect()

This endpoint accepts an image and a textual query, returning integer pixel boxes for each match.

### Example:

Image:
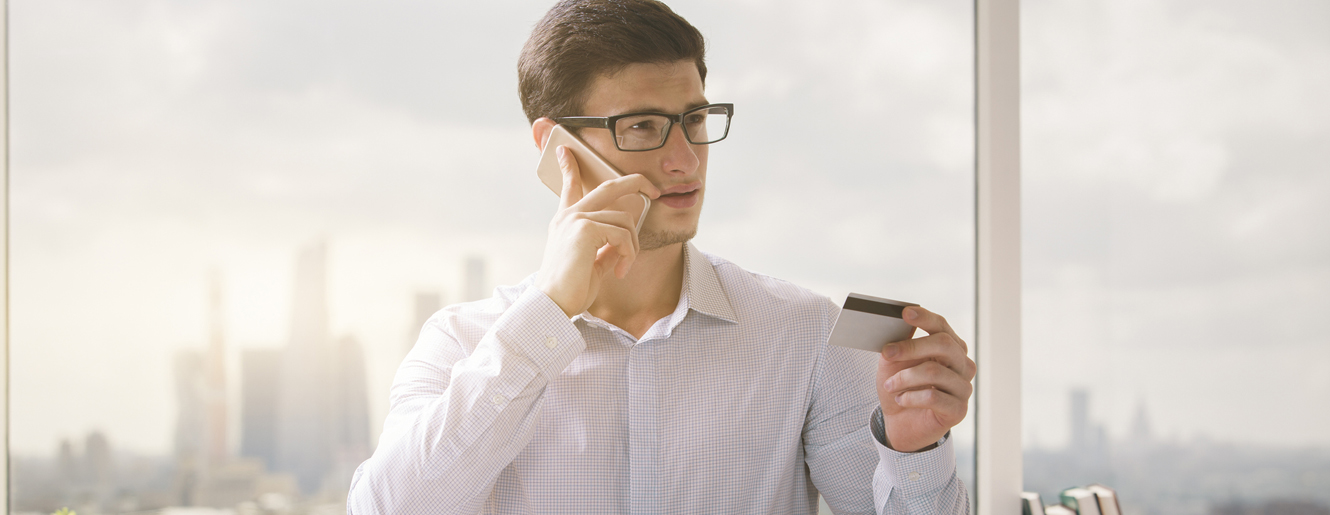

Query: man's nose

[660,122,700,174]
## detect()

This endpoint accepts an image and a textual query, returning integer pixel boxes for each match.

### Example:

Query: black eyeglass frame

[554,103,735,152]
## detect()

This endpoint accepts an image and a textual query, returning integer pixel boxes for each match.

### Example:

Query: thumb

[557,146,584,209]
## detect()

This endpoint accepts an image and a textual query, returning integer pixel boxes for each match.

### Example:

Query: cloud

[1021,0,1330,447]
[11,0,980,454]
[14,0,1324,459]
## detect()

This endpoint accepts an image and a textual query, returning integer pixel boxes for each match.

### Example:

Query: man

[347,1,974,513]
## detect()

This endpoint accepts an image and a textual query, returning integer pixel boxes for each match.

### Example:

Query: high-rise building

[1129,398,1152,445]
[464,255,488,302]
[173,273,234,505]
[84,431,114,491]
[57,439,77,487]
[275,240,372,494]
[1069,388,1089,451]
[204,271,228,463]
[173,349,206,505]
[240,349,282,471]
[409,291,442,351]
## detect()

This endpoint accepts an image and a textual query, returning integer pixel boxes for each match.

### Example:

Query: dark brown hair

[518,0,707,124]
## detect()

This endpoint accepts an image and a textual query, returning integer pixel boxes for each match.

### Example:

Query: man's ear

[532,117,557,152]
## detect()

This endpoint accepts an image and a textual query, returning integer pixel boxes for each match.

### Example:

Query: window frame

[974,0,1023,513]
[2,1,11,511]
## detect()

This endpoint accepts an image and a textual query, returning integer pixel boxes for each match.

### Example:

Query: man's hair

[518,0,707,124]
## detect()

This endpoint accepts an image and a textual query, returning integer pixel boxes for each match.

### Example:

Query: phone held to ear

[536,125,651,235]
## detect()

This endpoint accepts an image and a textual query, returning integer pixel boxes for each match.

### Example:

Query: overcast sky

[8,0,1327,463]
[1020,0,1330,448]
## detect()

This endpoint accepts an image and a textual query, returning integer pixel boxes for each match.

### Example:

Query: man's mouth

[657,182,701,209]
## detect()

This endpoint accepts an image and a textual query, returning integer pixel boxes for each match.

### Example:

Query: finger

[576,210,635,231]
[557,146,585,210]
[882,332,976,380]
[893,387,968,425]
[593,242,624,275]
[581,220,636,263]
[576,212,639,275]
[883,361,974,399]
[902,306,965,352]
[574,173,661,212]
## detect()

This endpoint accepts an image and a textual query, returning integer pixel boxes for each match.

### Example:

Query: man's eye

[685,114,706,125]
[629,120,658,131]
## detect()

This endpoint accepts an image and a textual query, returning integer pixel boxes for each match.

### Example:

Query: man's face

[578,60,709,251]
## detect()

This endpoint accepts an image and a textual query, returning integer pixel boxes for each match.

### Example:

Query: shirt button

[545,336,558,349]
[908,472,922,481]
[490,394,505,405]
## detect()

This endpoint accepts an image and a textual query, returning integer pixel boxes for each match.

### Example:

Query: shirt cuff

[488,286,587,386]
[869,407,958,507]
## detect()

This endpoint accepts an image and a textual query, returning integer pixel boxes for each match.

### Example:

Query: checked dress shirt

[347,243,968,514]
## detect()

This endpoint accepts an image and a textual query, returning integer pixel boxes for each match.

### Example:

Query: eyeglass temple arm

[553,117,610,129]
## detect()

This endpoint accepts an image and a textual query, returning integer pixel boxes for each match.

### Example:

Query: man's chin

[639,227,697,251]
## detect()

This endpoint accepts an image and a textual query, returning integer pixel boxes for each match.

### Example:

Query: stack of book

[1021,484,1121,515]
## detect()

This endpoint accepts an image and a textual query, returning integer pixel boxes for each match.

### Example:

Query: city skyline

[8,246,489,513]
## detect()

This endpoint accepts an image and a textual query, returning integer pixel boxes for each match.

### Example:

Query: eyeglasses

[555,103,734,152]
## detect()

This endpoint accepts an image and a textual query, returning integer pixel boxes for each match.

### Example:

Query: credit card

[827,293,919,353]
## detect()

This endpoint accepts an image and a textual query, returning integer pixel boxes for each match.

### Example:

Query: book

[1060,487,1102,515]
[1022,492,1047,515]
[1045,506,1077,515]
[1086,484,1122,515]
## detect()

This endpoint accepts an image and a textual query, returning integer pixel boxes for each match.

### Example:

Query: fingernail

[883,378,896,391]
[895,393,905,404]
[884,344,901,359]
[904,307,917,321]
[556,146,566,160]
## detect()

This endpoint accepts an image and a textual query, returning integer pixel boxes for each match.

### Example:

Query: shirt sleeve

[803,311,887,515]
[346,286,586,514]
[869,407,970,514]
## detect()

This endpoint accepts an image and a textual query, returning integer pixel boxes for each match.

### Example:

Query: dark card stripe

[843,296,908,318]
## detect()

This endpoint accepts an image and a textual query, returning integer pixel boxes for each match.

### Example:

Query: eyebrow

[617,100,711,115]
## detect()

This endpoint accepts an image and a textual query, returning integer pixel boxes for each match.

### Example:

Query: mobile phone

[536,125,651,235]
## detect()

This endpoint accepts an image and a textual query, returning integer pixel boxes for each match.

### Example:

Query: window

[1021,0,1330,512]
[8,1,978,513]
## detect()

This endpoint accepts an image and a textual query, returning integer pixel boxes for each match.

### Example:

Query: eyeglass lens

[612,106,730,151]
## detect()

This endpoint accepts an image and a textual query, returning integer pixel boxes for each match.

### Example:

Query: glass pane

[11,1,974,513]
[1022,0,1330,513]
[677,1,976,511]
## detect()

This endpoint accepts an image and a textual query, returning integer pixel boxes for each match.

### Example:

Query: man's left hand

[876,306,976,452]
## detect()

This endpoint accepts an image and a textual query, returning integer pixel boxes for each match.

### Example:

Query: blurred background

[1020,1,1330,514]
[6,0,1326,515]
[8,0,976,513]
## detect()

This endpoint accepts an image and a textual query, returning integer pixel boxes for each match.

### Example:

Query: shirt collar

[683,242,738,324]
[572,242,738,334]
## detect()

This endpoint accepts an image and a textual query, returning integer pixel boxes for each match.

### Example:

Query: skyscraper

[204,271,228,463]
[409,291,442,352]
[84,431,114,494]
[240,349,282,471]
[1129,398,1152,445]
[173,349,205,505]
[275,240,372,494]
[464,255,488,302]
[173,272,234,505]
[1070,388,1089,451]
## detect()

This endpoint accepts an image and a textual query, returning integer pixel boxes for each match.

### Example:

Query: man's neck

[587,241,687,340]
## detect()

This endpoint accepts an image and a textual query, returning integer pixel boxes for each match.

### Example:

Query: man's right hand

[537,145,660,317]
